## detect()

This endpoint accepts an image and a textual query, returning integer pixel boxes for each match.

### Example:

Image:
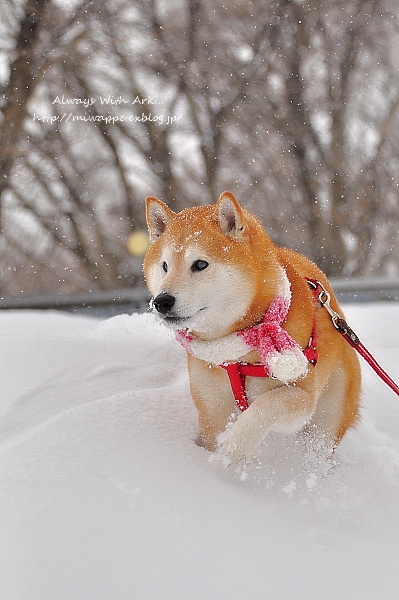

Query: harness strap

[221,278,319,412]
[303,277,320,366]
[219,363,260,413]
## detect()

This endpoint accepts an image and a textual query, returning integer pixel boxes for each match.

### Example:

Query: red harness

[220,278,319,412]
[221,277,399,412]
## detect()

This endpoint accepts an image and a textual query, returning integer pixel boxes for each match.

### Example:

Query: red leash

[221,278,399,412]
[309,279,399,397]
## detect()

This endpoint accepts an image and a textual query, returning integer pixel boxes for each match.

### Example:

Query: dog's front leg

[187,355,238,451]
[218,380,317,464]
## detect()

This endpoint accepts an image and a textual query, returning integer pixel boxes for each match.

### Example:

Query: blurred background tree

[1,0,398,296]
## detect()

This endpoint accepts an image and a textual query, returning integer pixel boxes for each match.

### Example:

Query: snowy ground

[1,303,399,600]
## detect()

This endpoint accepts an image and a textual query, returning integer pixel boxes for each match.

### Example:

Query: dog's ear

[145,196,175,243]
[216,191,245,238]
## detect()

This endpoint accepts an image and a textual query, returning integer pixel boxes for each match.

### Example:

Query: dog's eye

[162,261,168,273]
[191,260,209,272]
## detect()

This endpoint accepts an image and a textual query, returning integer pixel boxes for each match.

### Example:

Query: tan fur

[144,191,361,463]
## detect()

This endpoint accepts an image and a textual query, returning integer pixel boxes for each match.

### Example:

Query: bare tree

[0,0,49,224]
[1,0,398,297]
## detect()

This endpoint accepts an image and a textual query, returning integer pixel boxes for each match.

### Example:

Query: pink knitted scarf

[237,295,298,364]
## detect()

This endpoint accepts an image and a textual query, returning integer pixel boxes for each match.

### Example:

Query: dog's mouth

[157,307,207,329]
[163,315,190,326]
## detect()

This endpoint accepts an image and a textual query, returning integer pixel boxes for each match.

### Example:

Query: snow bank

[1,304,399,600]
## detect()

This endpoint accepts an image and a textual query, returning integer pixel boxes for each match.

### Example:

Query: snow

[1,303,399,600]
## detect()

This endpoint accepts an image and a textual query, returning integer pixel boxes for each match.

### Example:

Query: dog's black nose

[153,293,176,315]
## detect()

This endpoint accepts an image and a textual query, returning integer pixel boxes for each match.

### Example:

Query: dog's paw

[217,410,266,465]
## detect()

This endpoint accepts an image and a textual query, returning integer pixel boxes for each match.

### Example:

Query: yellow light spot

[126,230,150,256]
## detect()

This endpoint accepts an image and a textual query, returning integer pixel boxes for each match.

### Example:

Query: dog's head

[143,191,281,338]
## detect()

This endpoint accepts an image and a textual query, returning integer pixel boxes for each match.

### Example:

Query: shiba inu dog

[144,191,361,464]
